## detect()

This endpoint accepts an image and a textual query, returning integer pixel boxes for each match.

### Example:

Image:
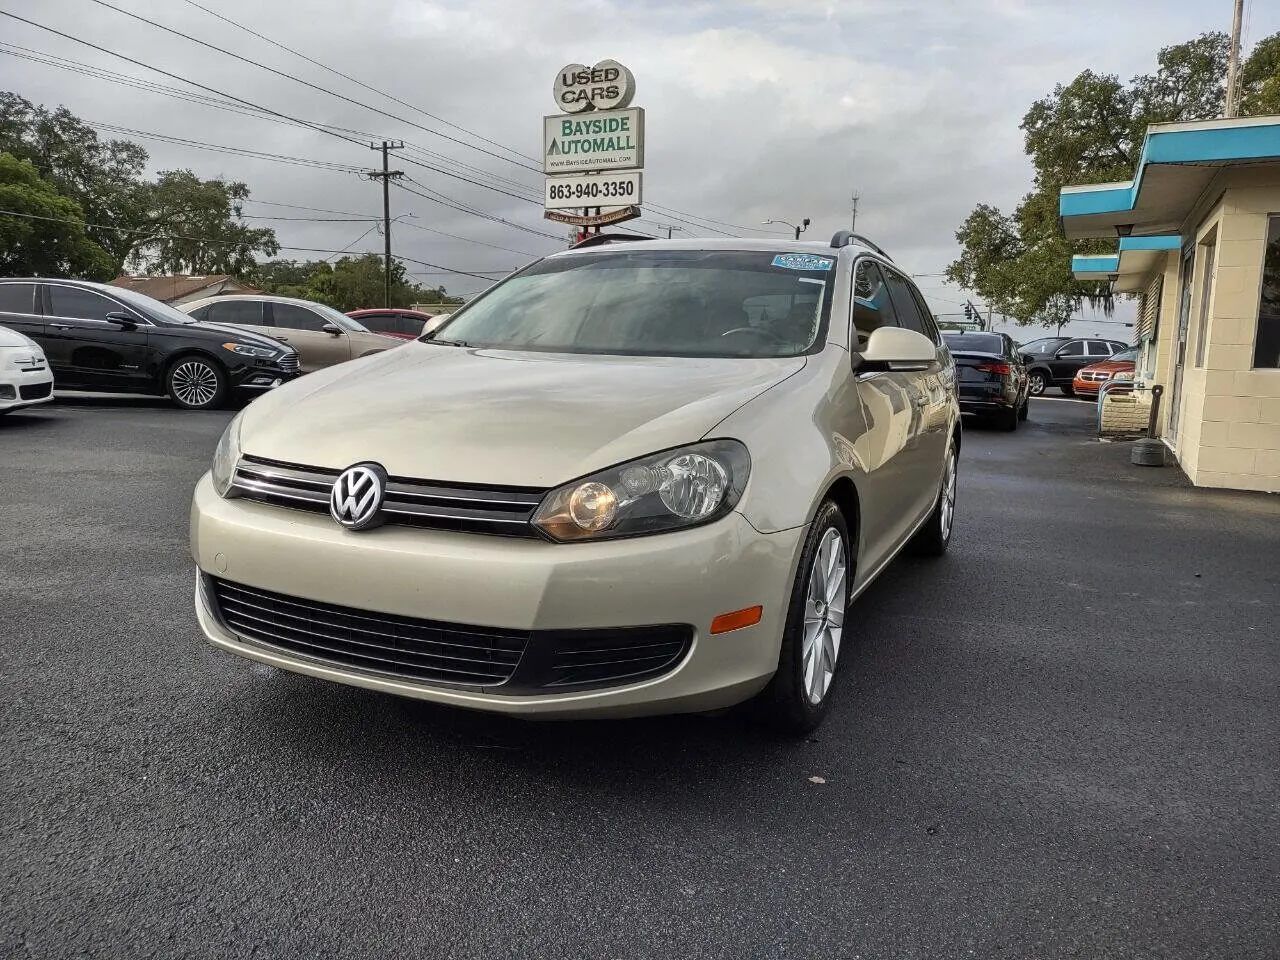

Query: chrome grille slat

[230,455,545,537]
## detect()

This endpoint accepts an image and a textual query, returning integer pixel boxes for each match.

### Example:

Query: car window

[1111,347,1139,362]
[271,303,327,332]
[400,315,426,336]
[943,333,1005,353]
[436,249,834,358]
[0,283,38,314]
[1021,338,1066,356]
[1058,340,1087,357]
[48,285,119,321]
[208,300,265,327]
[852,259,897,349]
[1087,340,1114,356]
[907,285,943,345]
[185,304,211,321]
[882,269,929,337]
[353,313,389,333]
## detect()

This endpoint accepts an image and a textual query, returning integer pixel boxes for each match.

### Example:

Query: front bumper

[190,473,804,718]
[0,366,54,411]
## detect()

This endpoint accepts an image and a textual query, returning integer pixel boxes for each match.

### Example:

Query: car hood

[240,343,806,487]
[0,325,40,350]
[169,320,293,352]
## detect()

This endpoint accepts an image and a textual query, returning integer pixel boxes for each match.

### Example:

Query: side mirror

[857,327,936,373]
[105,311,137,329]
[321,323,344,337]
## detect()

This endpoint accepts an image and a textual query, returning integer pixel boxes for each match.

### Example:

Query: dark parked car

[0,279,300,410]
[1018,337,1130,396]
[346,308,443,340]
[943,331,1029,430]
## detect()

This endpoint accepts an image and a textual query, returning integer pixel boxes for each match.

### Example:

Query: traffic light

[964,303,973,321]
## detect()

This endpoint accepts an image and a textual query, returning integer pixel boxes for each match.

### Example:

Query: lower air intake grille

[19,381,52,400]
[211,578,528,686]
[207,576,694,692]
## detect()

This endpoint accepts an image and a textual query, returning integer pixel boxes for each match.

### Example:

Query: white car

[0,325,54,415]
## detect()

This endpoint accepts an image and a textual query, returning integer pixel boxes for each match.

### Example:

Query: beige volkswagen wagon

[190,235,960,734]
[180,294,404,373]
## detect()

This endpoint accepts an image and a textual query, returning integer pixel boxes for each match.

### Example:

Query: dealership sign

[545,170,643,210]
[553,60,636,114]
[543,59,644,228]
[543,109,644,174]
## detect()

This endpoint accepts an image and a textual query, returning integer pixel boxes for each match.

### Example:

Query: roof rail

[829,231,894,262]
[569,233,653,250]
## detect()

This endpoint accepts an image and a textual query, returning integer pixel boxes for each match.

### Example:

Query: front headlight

[210,413,243,497]
[531,440,750,542]
[221,341,278,359]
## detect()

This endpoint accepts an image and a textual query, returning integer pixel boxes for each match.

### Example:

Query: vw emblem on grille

[330,463,387,530]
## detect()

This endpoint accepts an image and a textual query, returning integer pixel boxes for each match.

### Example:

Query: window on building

[1254,216,1280,369]
[1194,235,1217,368]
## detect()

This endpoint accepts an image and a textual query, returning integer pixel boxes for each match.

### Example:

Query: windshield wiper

[422,336,477,348]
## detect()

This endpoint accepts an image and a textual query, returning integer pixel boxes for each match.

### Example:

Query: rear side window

[1087,340,1113,356]
[852,260,897,348]
[882,269,930,338]
[0,283,37,314]
[208,300,264,326]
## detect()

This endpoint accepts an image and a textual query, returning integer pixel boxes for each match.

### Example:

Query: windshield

[1110,347,1139,362]
[428,249,835,358]
[109,285,204,325]
[1020,338,1066,356]
[307,301,371,332]
[944,333,1005,353]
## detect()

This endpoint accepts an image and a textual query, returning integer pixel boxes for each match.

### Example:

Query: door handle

[50,324,72,330]
[276,336,290,341]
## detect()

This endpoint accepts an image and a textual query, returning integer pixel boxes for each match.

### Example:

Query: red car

[345,308,445,340]
[1072,346,1138,398]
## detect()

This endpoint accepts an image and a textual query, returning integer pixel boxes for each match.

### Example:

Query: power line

[85,0,544,173]
[0,10,368,148]
[84,4,782,237]
[395,180,563,241]
[395,220,543,258]
[85,121,367,173]
[173,0,536,170]
[0,208,499,280]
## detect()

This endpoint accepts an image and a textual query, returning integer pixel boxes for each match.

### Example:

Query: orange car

[1073,346,1138,397]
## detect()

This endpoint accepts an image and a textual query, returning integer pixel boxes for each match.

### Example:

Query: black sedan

[0,279,300,410]
[943,331,1029,431]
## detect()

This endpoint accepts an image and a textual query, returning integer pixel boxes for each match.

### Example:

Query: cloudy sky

[5,0,1278,336]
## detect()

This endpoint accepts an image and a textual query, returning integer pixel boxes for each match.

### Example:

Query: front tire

[1027,370,1048,396]
[758,500,852,736]
[167,356,227,410]
[909,437,958,557]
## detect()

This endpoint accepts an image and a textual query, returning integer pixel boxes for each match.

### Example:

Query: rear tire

[757,500,852,736]
[909,437,958,557]
[1061,383,1075,397]
[166,356,227,410]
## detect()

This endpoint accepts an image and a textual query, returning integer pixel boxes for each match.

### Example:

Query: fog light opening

[710,605,763,634]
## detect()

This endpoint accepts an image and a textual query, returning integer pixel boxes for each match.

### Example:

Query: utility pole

[365,141,405,308]
[850,191,860,232]
[1224,0,1245,118]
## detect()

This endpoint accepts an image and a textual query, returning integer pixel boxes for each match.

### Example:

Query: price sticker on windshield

[772,254,833,271]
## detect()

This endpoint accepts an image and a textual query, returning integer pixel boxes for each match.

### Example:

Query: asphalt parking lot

[2,395,1278,959]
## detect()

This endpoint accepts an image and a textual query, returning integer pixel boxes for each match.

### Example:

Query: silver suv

[190,234,960,734]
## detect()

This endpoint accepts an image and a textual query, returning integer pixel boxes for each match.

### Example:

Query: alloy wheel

[940,448,958,541]
[801,529,847,705]
[171,360,220,408]
[1028,372,1047,396]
